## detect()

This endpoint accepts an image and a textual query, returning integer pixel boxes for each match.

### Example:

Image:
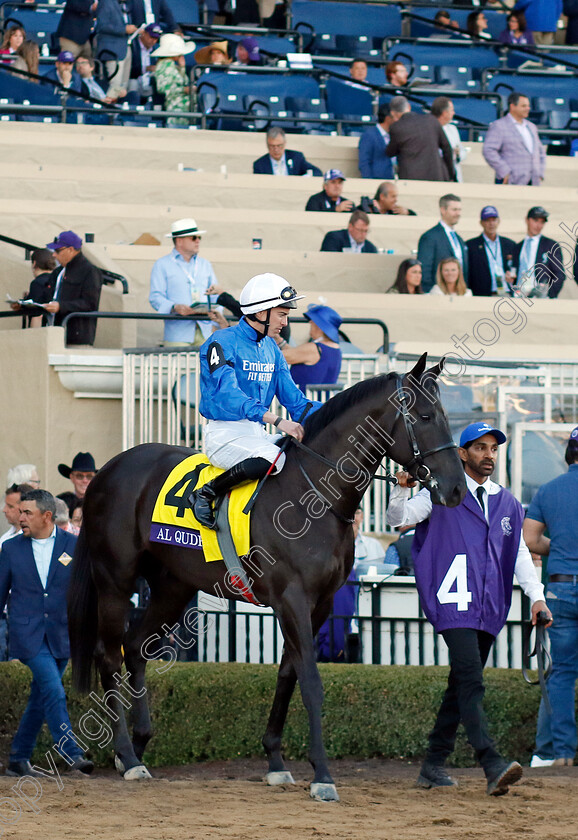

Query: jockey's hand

[395,470,417,488]
[279,419,304,441]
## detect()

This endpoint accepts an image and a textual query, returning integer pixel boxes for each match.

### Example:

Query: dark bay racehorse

[68,354,466,800]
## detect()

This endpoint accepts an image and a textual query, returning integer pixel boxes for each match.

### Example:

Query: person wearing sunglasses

[149,218,222,349]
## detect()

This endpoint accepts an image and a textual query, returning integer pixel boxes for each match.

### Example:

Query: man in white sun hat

[149,218,221,348]
[189,273,322,529]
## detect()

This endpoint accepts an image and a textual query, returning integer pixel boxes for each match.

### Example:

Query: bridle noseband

[290,374,457,523]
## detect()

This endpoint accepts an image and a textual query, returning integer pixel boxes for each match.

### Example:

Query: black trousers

[426,628,502,775]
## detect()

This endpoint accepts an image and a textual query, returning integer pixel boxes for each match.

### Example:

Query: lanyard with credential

[172,254,200,305]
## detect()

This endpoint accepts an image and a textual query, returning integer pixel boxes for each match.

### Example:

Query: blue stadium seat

[292,0,402,52]
[409,8,506,39]
[0,71,60,106]
[388,42,499,71]
[486,72,578,106]
[547,109,571,129]
[1,7,63,39]
[534,96,571,113]
[169,0,200,25]
[335,35,379,59]
[454,97,499,126]
[325,77,372,120]
[435,65,480,90]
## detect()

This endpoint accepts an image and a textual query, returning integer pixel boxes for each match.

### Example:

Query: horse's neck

[301,395,398,509]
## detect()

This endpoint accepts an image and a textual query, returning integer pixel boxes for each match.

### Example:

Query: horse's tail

[68,527,99,694]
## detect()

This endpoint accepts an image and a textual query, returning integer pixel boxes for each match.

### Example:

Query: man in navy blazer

[358,105,394,179]
[0,490,92,777]
[253,127,322,176]
[320,209,378,253]
[56,0,98,58]
[128,0,178,33]
[417,194,468,292]
[466,206,517,296]
[513,206,566,298]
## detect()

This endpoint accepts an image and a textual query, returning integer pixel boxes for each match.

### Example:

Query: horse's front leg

[262,649,298,785]
[276,589,338,801]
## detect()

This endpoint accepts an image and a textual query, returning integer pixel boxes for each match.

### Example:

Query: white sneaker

[530,755,555,767]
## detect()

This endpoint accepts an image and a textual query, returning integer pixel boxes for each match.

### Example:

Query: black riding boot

[188,457,270,530]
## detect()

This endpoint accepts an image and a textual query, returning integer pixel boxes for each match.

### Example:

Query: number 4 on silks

[436,553,473,612]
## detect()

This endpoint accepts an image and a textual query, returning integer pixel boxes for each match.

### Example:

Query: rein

[291,374,457,524]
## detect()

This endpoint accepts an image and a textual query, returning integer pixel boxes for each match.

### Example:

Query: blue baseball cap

[57,50,75,63]
[144,23,163,38]
[459,422,506,448]
[480,205,499,220]
[47,230,83,250]
[324,168,346,182]
[569,426,578,442]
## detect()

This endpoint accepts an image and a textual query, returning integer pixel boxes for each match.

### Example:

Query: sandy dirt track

[0,758,576,840]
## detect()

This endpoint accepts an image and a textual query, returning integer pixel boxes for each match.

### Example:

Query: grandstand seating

[291,0,402,53]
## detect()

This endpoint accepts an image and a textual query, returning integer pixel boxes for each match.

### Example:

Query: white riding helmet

[239,273,305,315]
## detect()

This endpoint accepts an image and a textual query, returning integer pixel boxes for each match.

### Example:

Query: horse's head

[388,353,466,507]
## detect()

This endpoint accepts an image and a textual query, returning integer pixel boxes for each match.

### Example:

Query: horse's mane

[302,373,396,444]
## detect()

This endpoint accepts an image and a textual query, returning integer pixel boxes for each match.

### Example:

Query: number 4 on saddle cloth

[150,454,260,604]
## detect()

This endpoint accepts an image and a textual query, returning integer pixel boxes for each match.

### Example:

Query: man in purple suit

[483,92,546,186]
[387,423,549,796]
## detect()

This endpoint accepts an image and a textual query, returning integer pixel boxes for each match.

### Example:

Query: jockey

[190,273,322,529]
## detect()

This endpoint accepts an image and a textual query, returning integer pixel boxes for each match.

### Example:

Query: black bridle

[292,375,457,523]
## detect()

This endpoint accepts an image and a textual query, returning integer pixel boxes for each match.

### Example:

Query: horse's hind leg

[93,585,150,780]
[123,573,196,765]
[262,650,298,786]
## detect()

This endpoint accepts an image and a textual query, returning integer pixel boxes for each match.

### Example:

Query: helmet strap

[245,310,271,341]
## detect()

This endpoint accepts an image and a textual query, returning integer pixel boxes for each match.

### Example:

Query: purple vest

[412,488,523,637]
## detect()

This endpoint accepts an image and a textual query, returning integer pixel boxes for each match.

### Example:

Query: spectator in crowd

[386,59,430,88]
[253,127,322,176]
[387,423,548,795]
[128,22,162,102]
[467,10,492,39]
[76,56,112,101]
[0,484,33,549]
[352,507,385,572]
[10,248,57,327]
[385,525,415,574]
[429,10,458,38]
[194,40,231,66]
[128,0,178,33]
[358,105,394,179]
[153,34,195,127]
[417,194,468,292]
[276,303,342,393]
[44,50,82,92]
[150,218,220,347]
[514,206,565,298]
[432,96,468,182]
[513,0,562,46]
[6,465,40,488]
[95,0,133,98]
[0,489,93,778]
[232,36,262,66]
[429,257,472,297]
[483,92,546,185]
[361,181,416,216]
[305,169,354,213]
[54,497,77,534]
[12,40,39,78]
[45,230,103,345]
[316,565,359,663]
[56,0,98,58]
[499,11,535,44]
[57,451,98,515]
[386,258,424,294]
[523,426,578,766]
[71,500,83,532]
[386,96,455,182]
[0,25,25,63]
[566,0,578,45]
[466,205,517,297]
[349,58,368,83]
[320,210,377,253]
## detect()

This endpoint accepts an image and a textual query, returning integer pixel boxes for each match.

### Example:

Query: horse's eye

[420,415,431,422]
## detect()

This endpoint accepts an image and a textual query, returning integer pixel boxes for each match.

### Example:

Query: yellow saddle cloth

[150,454,256,563]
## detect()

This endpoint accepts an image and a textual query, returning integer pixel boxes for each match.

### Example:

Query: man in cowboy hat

[149,218,222,348]
[57,452,98,516]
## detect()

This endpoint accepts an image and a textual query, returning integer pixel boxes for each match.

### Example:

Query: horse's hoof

[114,755,125,775]
[310,782,340,802]
[123,765,152,781]
[265,771,296,786]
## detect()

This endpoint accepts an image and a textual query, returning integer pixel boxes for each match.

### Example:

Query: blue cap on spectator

[569,426,578,442]
[144,23,162,38]
[324,169,346,182]
[459,422,506,448]
[304,304,342,344]
[57,50,75,63]
[480,205,499,220]
[47,231,83,250]
[239,36,259,61]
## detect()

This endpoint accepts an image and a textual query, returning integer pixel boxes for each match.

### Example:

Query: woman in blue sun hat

[276,303,343,393]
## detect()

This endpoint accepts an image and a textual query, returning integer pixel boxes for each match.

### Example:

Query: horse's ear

[427,356,445,380]
[409,353,428,382]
